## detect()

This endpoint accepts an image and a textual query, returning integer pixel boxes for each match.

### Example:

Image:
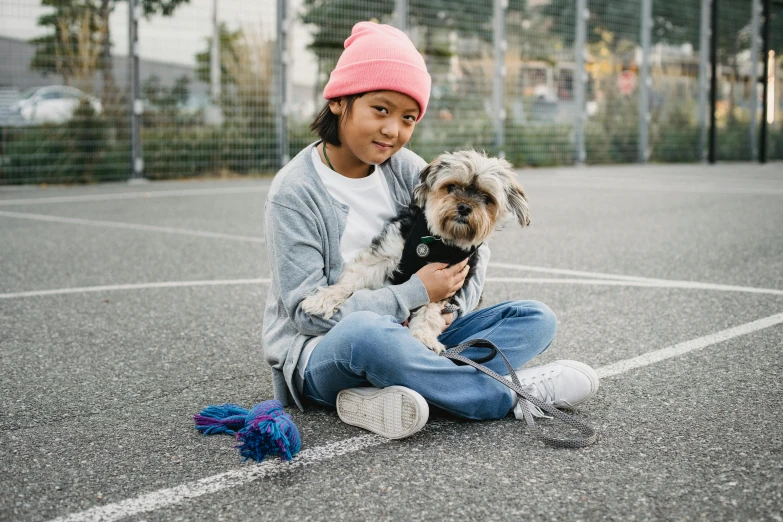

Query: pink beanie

[323,22,431,121]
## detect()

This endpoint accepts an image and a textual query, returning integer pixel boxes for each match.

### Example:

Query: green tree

[31,0,191,112]
[29,1,103,92]
[98,0,191,107]
[140,74,190,126]
[300,0,392,79]
[192,25,277,171]
[300,0,497,84]
[543,0,759,122]
[193,22,243,92]
[542,0,696,50]
[193,24,273,116]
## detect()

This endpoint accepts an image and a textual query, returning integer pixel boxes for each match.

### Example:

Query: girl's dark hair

[309,93,366,146]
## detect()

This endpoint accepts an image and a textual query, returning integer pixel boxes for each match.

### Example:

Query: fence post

[395,0,408,32]
[128,0,144,182]
[759,0,771,163]
[749,0,760,160]
[698,0,710,162]
[493,0,507,157]
[275,0,289,169]
[211,0,221,102]
[638,0,651,164]
[574,0,588,165]
[708,0,718,164]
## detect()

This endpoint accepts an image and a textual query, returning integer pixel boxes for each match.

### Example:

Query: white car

[10,86,103,124]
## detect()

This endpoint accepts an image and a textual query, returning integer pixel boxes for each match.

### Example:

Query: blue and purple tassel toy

[194,400,301,462]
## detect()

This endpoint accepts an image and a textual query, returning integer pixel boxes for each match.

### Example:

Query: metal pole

[493,0,507,156]
[574,0,588,165]
[749,0,760,160]
[759,0,770,163]
[638,0,651,163]
[698,0,710,162]
[128,0,144,181]
[708,0,718,164]
[210,0,221,101]
[275,0,289,168]
[395,0,408,32]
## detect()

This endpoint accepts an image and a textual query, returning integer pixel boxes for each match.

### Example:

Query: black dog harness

[389,210,478,285]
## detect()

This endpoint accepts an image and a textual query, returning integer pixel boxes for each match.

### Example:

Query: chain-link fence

[0,0,781,185]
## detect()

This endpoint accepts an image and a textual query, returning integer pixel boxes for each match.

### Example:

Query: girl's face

[330,91,420,168]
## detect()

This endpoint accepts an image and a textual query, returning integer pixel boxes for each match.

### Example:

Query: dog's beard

[425,197,496,250]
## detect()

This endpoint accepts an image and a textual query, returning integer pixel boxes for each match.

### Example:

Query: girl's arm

[265,200,431,337]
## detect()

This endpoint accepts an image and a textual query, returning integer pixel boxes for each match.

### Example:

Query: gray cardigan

[263,142,490,410]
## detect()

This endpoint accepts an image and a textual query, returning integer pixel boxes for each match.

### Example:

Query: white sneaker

[506,360,599,420]
[336,386,429,439]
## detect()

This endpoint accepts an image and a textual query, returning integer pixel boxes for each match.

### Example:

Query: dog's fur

[302,149,530,353]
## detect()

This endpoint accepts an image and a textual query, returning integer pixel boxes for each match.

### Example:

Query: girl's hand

[401,312,452,331]
[416,259,470,303]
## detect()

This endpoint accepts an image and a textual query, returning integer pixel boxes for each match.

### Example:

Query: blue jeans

[302,300,557,420]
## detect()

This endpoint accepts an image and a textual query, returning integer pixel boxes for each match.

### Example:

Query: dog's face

[412,150,530,250]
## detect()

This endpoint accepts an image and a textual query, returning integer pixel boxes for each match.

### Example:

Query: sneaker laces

[512,369,575,420]
[441,338,599,448]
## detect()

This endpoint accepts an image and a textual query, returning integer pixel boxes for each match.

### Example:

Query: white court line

[0,185,270,206]
[597,311,783,378]
[488,263,783,296]
[486,277,783,296]
[4,276,782,300]
[0,210,265,244]
[48,434,388,522]
[523,170,783,185]
[523,180,783,196]
[0,279,271,299]
[46,310,783,522]
[490,262,661,282]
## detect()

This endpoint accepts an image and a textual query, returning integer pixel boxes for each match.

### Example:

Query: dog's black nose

[457,203,472,216]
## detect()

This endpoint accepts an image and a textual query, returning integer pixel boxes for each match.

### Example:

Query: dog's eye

[446,184,457,193]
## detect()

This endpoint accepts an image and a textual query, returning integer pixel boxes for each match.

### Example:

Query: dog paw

[429,341,446,355]
[413,332,446,354]
[301,290,343,319]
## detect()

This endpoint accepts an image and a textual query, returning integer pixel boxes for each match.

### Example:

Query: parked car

[9,85,102,124]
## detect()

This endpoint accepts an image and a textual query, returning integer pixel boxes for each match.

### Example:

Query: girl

[263,21,599,439]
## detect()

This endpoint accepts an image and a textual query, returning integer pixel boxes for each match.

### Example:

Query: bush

[505,122,574,167]
[715,122,752,161]
[142,122,278,180]
[584,118,639,164]
[4,98,773,186]
[651,126,700,163]
[649,100,700,163]
[584,121,612,164]
[288,121,318,158]
[408,115,574,168]
[0,100,128,184]
[768,127,783,160]
[409,114,496,162]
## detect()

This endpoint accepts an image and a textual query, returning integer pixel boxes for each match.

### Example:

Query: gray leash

[440,339,598,448]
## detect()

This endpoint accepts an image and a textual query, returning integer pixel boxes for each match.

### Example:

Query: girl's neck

[321,143,372,179]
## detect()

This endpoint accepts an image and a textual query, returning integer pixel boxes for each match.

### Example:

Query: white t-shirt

[311,146,396,263]
[295,147,397,393]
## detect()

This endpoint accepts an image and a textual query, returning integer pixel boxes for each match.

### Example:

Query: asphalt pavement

[1,162,782,521]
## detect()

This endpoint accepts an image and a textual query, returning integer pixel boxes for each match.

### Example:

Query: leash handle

[440,339,598,448]
[445,338,496,366]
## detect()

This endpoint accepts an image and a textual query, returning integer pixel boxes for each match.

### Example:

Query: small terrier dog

[302,149,531,353]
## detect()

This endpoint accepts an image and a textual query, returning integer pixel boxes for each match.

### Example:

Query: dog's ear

[412,163,433,208]
[506,180,531,227]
